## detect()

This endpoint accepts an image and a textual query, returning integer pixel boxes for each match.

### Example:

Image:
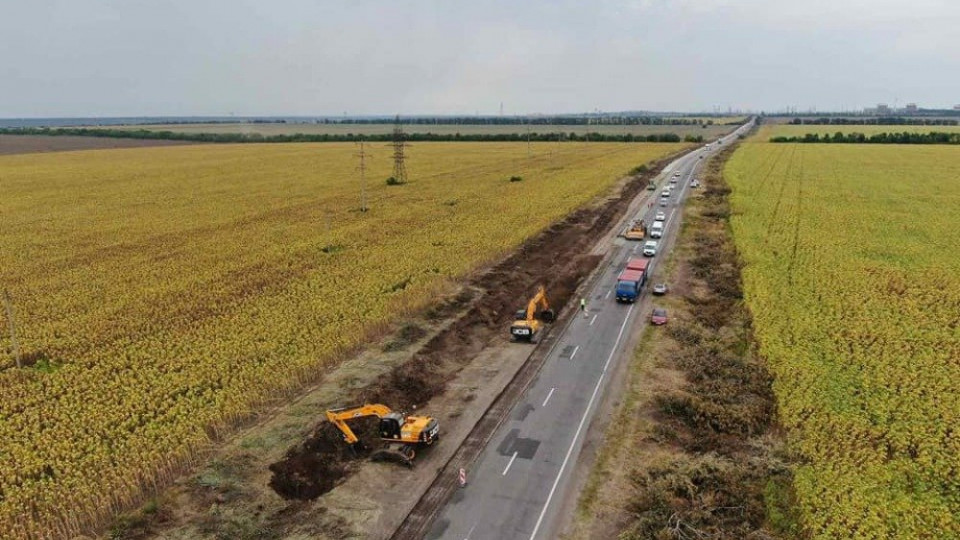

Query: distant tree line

[323,116,737,126]
[0,127,704,144]
[788,117,958,126]
[770,131,960,144]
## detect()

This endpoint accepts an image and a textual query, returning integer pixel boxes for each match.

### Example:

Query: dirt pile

[269,417,380,500]
[267,153,681,500]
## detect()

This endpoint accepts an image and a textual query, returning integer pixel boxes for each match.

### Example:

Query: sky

[1,0,959,117]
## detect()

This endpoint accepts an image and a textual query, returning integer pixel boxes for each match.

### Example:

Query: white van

[650,220,665,238]
[643,240,658,257]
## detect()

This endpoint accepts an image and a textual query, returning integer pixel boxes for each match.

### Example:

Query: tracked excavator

[510,285,555,342]
[325,404,439,467]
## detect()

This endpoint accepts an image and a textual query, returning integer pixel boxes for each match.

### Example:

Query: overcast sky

[2,0,958,117]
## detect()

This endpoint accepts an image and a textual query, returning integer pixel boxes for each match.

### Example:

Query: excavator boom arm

[525,285,549,322]
[325,404,394,445]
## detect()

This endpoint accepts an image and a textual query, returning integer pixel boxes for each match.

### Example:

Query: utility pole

[3,289,22,368]
[525,117,531,158]
[390,115,409,185]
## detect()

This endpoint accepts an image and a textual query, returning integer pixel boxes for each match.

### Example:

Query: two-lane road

[426,125,752,540]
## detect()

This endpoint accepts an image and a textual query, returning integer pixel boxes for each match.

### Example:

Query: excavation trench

[268,152,682,501]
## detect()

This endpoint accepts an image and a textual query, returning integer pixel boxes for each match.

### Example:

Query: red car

[651,308,668,325]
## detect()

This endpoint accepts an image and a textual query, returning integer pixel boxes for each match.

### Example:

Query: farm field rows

[95,121,738,138]
[725,142,960,537]
[761,123,960,139]
[0,134,196,155]
[0,141,685,538]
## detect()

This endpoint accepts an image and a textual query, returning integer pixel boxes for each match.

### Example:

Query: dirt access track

[116,148,688,540]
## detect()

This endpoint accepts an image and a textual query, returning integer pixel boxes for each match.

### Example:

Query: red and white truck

[615,258,650,303]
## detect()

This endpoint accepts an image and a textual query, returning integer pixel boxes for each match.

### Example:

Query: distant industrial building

[905,103,918,113]
[875,104,891,115]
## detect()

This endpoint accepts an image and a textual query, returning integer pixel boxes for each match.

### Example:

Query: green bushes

[0,127,689,144]
[770,131,960,144]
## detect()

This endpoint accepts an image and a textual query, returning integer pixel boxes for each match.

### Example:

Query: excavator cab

[378,412,405,440]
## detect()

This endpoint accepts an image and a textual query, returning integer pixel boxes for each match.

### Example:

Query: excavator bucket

[349,441,368,454]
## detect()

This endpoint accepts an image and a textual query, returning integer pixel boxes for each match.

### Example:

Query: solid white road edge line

[542,387,556,407]
[502,451,518,476]
[528,303,635,540]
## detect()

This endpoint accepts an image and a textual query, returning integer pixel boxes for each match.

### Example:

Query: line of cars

[624,131,734,324]
[616,145,710,325]
[616,167,693,325]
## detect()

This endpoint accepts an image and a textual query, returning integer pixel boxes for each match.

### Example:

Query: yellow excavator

[624,219,646,240]
[325,404,440,467]
[510,285,555,342]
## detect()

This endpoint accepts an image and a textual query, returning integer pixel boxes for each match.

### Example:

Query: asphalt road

[426,124,753,540]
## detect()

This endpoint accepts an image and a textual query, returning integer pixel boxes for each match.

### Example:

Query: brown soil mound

[268,151,681,500]
[269,418,380,499]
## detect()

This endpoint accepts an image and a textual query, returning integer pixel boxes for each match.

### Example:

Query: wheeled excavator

[510,285,555,342]
[325,404,439,467]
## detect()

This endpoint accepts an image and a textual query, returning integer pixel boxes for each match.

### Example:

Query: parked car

[691,180,700,188]
[652,283,668,295]
[651,308,668,325]
[646,183,656,191]
[643,240,658,257]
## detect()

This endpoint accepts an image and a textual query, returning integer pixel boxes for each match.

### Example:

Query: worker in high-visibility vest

[580,298,587,317]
